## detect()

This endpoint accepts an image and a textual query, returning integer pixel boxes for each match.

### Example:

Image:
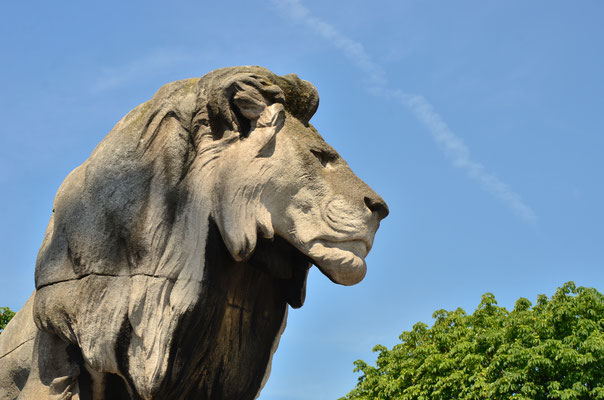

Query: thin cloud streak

[396,92,537,222]
[271,0,386,86]
[270,0,537,223]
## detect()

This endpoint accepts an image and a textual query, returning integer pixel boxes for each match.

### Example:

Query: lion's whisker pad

[0,66,388,400]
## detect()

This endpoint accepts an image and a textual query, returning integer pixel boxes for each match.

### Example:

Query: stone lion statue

[0,66,388,399]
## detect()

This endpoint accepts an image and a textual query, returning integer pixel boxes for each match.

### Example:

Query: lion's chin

[307,240,368,286]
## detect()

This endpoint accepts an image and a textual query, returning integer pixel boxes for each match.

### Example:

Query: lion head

[200,67,389,286]
[28,66,388,399]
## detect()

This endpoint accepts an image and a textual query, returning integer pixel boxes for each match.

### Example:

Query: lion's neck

[152,222,289,400]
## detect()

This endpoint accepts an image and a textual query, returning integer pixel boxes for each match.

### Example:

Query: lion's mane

[32,66,319,399]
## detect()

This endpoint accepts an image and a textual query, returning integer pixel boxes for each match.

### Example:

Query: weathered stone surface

[0,295,37,399]
[0,66,388,399]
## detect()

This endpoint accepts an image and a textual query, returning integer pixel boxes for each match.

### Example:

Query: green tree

[0,307,16,334]
[342,282,604,400]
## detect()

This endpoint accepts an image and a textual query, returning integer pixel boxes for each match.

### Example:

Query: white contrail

[270,0,386,87]
[396,91,537,222]
[270,0,537,223]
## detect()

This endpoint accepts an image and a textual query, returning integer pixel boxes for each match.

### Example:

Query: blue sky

[1,1,603,398]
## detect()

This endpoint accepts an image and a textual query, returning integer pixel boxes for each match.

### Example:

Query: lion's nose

[364,196,389,220]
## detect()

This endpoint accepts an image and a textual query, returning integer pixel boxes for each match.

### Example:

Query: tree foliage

[0,307,15,334]
[342,282,604,400]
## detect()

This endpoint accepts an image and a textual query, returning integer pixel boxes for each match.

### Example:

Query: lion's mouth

[307,239,369,286]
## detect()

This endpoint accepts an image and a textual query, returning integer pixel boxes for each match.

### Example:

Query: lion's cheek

[281,203,367,286]
[281,200,325,245]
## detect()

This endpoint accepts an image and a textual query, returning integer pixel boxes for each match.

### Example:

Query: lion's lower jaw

[308,241,367,286]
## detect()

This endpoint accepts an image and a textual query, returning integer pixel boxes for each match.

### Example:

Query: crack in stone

[36,272,189,290]
[226,302,253,313]
[0,337,35,360]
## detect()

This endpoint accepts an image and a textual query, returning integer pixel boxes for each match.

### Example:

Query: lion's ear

[233,82,267,120]
[233,83,285,155]
[252,103,285,152]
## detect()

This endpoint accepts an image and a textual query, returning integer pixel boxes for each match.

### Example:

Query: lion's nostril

[364,196,389,220]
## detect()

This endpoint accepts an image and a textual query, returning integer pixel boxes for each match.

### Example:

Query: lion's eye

[310,149,336,167]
